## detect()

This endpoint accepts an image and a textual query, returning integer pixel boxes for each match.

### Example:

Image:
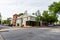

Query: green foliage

[0,14,1,17]
[42,11,58,24]
[32,10,41,26]
[3,19,11,24]
[19,13,23,16]
[0,20,1,24]
[42,11,49,21]
[49,1,60,14]
[42,1,60,24]
[7,19,11,24]
[32,10,41,21]
[35,16,40,26]
[4,20,7,24]
[48,1,60,23]
[35,16,40,22]
[49,15,58,22]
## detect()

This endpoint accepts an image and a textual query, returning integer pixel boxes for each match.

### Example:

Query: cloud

[0,0,60,20]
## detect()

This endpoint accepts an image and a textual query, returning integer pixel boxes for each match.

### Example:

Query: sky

[0,0,60,20]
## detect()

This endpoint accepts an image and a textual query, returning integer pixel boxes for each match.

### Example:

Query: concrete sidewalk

[0,27,20,32]
[0,27,50,32]
[0,27,60,32]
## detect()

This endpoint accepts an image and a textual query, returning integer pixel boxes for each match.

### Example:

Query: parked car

[8,24,13,27]
[48,24,54,27]
[54,24,60,26]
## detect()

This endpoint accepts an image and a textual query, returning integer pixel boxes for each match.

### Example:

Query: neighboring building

[12,14,19,26]
[16,11,36,27]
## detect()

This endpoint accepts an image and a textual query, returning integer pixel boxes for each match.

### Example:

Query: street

[0,28,60,40]
[0,25,12,29]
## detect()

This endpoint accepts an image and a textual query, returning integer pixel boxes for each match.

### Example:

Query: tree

[35,16,40,22]
[48,2,60,23]
[49,1,60,15]
[42,10,58,25]
[49,15,58,23]
[18,13,23,16]
[35,16,40,26]
[42,11,49,25]
[3,20,7,24]
[3,18,11,24]
[32,10,42,26]
[42,11,49,21]
[7,18,11,24]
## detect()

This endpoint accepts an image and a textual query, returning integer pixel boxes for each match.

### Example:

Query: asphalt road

[0,25,12,29]
[0,28,60,40]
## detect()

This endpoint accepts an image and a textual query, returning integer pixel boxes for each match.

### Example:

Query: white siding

[28,16,35,21]
[16,13,36,27]
[23,17,27,27]
[28,17,30,21]
[16,19,22,26]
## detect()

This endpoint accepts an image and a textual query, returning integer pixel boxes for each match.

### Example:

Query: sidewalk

[0,27,20,32]
[0,27,50,32]
[0,27,60,32]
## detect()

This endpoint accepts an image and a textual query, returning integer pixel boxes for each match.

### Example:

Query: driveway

[0,28,60,40]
